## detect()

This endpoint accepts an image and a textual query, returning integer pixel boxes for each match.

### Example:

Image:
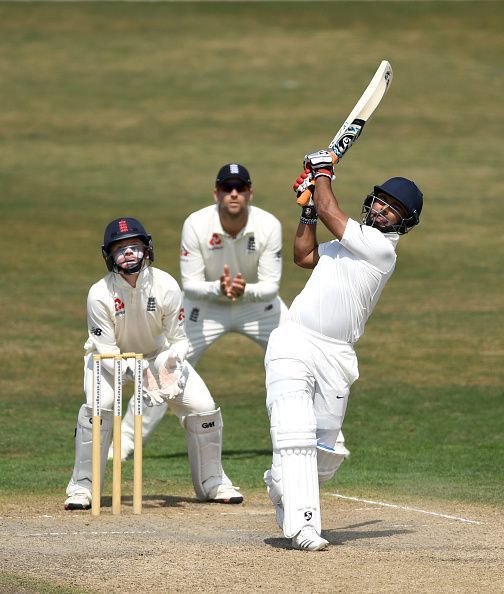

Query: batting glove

[303,149,336,180]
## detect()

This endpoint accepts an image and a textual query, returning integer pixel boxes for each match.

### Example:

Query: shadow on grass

[145,448,272,460]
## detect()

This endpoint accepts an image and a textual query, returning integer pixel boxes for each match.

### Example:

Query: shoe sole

[64,503,91,511]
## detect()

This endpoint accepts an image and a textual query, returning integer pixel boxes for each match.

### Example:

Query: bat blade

[297,60,393,205]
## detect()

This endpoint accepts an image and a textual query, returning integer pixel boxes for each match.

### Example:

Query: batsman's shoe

[107,439,134,462]
[292,527,329,551]
[207,483,244,504]
[64,491,91,511]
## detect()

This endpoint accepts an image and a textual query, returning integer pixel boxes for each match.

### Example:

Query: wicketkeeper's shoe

[292,527,329,551]
[207,483,244,504]
[107,438,134,462]
[64,491,91,511]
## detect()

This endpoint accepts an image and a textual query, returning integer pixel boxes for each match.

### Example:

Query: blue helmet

[363,177,423,234]
[101,217,154,273]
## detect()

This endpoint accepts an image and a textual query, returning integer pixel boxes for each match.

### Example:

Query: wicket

[91,352,144,516]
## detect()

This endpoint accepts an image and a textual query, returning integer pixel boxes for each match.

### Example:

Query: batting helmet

[363,177,423,234]
[101,217,154,273]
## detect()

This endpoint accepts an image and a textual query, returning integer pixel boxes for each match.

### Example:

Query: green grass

[0,574,87,594]
[0,1,503,514]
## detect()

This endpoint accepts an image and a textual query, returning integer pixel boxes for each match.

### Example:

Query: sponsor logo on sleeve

[90,327,103,336]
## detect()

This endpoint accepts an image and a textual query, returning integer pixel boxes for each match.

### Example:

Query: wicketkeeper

[65,217,242,510]
[264,150,423,550]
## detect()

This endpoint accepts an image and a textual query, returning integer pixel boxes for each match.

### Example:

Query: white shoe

[207,483,244,504]
[107,439,134,462]
[64,491,91,511]
[292,527,329,551]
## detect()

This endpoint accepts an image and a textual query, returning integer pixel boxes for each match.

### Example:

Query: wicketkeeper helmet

[102,217,154,273]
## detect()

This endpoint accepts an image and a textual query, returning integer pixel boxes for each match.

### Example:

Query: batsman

[65,217,242,510]
[263,151,423,550]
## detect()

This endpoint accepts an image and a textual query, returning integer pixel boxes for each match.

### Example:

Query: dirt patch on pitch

[1,493,502,593]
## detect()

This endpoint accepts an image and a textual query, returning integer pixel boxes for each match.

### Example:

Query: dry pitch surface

[1,493,502,593]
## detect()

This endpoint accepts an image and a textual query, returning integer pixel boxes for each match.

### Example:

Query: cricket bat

[297,60,393,205]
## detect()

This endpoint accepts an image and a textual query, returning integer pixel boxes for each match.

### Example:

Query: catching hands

[142,366,165,407]
[220,264,245,301]
[142,355,188,407]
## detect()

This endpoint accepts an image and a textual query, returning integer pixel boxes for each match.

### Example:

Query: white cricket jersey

[180,204,282,303]
[288,218,399,344]
[84,266,188,359]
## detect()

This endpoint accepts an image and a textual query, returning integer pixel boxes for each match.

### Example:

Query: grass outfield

[0,2,502,509]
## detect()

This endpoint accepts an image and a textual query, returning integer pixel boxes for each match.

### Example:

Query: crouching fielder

[264,151,423,550]
[65,217,241,511]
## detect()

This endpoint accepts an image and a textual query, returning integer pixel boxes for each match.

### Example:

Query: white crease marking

[330,493,484,525]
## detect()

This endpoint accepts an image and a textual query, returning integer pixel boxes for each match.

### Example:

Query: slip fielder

[117,165,296,499]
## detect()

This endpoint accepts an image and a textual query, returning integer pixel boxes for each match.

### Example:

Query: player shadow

[264,519,413,549]
[99,494,196,510]
[323,519,414,546]
[146,448,272,460]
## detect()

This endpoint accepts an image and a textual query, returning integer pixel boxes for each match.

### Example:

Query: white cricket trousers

[265,321,359,427]
[184,295,288,363]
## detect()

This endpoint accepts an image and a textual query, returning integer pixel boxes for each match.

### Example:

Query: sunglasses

[218,180,250,193]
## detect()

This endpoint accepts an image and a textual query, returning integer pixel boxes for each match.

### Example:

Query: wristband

[300,204,318,225]
[313,168,333,180]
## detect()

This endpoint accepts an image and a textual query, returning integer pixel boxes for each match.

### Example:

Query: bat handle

[295,151,339,206]
[296,188,313,206]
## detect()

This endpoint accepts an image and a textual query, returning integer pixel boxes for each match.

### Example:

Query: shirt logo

[178,307,185,322]
[180,246,189,257]
[90,327,103,336]
[114,298,125,312]
[189,307,199,322]
[209,233,221,246]
[209,233,222,250]
[147,297,156,312]
[275,250,282,260]
[247,236,256,253]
